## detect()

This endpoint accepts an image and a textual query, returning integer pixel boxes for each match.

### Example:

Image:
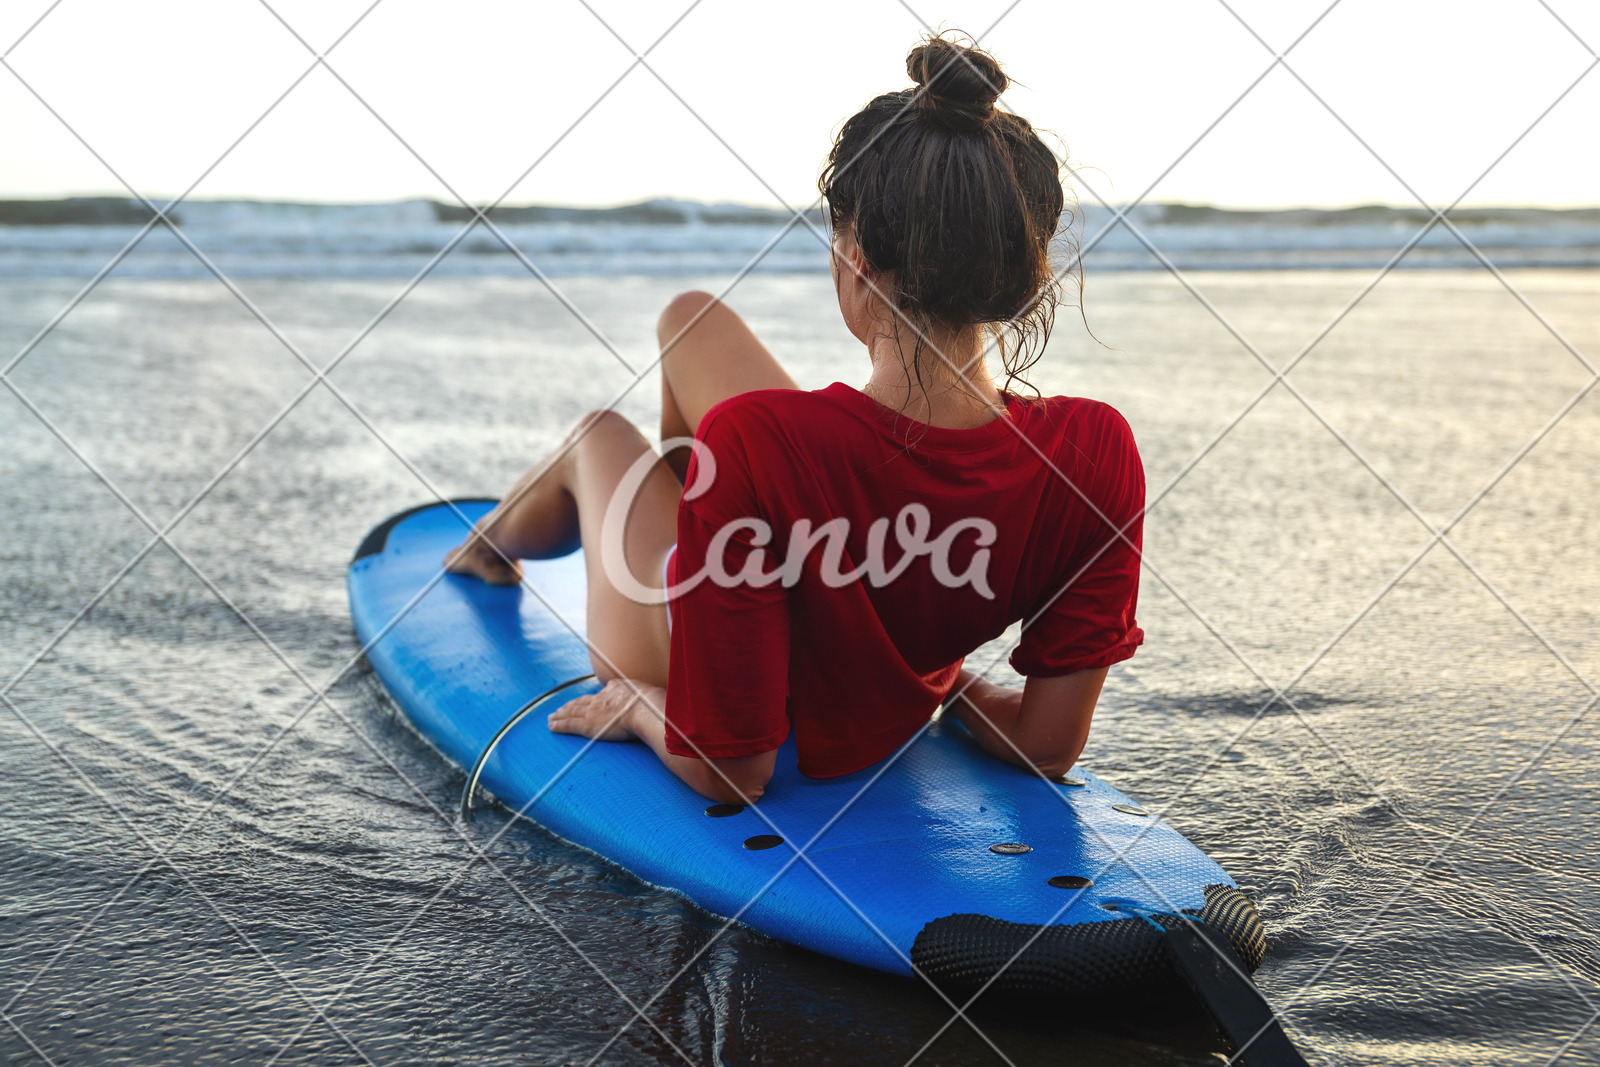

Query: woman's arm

[548,679,777,805]
[944,667,1106,778]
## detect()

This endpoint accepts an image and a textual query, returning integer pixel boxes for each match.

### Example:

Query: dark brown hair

[819,34,1069,395]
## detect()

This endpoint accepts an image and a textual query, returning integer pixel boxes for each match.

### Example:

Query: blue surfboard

[347,500,1266,998]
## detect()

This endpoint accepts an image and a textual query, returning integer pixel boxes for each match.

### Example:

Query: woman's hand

[547,679,664,742]
[547,677,776,804]
[944,667,1106,779]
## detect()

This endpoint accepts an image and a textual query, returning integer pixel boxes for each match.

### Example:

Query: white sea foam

[2,197,1597,277]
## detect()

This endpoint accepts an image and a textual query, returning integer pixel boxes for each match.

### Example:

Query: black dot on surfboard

[1053,775,1087,787]
[1047,875,1094,889]
[989,842,1032,855]
[704,803,745,818]
[1112,803,1149,817]
[744,835,784,850]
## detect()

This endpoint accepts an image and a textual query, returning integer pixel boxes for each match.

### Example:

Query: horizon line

[3,193,1600,214]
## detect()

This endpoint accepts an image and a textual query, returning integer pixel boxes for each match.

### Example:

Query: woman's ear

[848,241,872,284]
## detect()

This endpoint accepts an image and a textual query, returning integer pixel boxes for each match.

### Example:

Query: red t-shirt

[664,382,1144,778]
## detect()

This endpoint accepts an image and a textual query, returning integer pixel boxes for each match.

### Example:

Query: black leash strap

[1163,921,1312,1067]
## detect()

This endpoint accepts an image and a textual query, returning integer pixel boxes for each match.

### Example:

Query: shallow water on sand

[2,269,1599,1066]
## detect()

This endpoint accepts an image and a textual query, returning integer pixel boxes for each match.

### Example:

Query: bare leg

[445,410,679,686]
[657,291,799,481]
[445,293,795,682]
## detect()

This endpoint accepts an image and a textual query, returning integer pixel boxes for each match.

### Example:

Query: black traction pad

[910,884,1266,999]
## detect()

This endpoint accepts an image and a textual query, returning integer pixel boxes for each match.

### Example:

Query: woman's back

[454,33,1141,806]
[663,383,1145,778]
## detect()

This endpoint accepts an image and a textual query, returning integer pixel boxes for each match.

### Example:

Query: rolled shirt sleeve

[1010,406,1146,677]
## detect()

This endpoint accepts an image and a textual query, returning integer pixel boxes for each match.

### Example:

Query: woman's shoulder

[1018,393,1139,450]
[697,385,860,440]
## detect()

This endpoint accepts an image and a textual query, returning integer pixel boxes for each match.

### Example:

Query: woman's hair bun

[906,37,1007,131]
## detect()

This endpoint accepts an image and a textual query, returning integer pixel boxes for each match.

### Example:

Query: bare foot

[443,533,524,585]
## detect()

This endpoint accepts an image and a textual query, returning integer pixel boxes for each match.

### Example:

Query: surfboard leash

[459,673,598,821]
[1111,903,1312,1067]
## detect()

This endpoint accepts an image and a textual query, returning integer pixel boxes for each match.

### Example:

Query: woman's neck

[861,324,1006,430]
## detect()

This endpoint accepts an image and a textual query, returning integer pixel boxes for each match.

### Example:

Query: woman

[444,37,1145,807]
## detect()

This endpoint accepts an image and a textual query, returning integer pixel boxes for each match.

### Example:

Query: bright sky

[1,0,1596,210]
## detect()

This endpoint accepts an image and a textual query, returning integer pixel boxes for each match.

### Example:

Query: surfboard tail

[909,883,1265,999]
[911,886,1309,1065]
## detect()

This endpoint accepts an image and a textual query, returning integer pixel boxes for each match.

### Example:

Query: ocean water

[5,198,1600,279]
[2,263,1599,1066]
